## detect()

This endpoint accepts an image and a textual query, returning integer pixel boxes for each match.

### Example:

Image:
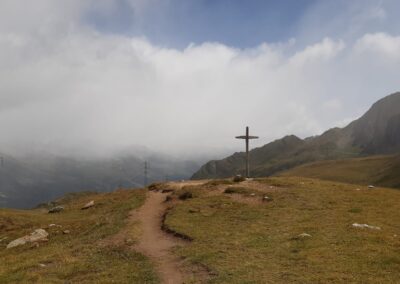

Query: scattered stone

[250,193,256,197]
[355,188,361,191]
[38,263,46,268]
[48,224,62,228]
[298,233,312,238]
[6,229,49,249]
[352,223,381,230]
[269,186,274,189]
[125,238,134,246]
[63,230,70,235]
[233,175,246,182]
[48,206,64,214]
[262,195,272,202]
[368,185,375,189]
[81,200,95,210]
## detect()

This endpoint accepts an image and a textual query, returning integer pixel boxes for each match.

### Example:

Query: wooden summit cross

[235,126,258,178]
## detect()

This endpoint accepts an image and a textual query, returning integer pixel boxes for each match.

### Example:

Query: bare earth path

[134,190,187,284]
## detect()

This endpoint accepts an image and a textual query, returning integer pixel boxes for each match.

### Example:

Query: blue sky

[84,0,400,50]
[87,0,317,48]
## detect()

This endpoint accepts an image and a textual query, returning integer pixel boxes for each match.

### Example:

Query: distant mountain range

[192,92,400,180]
[0,152,201,209]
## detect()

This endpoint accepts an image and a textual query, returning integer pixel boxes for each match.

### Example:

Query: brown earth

[133,190,188,284]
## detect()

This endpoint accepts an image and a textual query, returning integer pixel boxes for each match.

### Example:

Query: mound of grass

[178,191,193,200]
[204,179,234,187]
[223,186,258,196]
[165,177,400,283]
[279,155,400,189]
[0,189,158,283]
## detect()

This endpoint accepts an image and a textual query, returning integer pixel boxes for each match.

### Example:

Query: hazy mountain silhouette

[0,151,201,209]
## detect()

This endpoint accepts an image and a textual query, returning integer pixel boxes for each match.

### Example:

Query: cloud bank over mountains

[0,0,399,157]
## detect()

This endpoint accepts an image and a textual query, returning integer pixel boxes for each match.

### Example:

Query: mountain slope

[192,92,400,179]
[278,154,400,188]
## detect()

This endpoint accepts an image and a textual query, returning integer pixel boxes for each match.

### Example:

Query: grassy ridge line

[278,154,400,188]
[0,189,158,283]
[164,177,400,283]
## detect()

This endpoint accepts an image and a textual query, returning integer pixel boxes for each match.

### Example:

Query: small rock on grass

[81,200,95,210]
[352,223,381,230]
[298,233,312,238]
[48,224,62,228]
[262,195,272,202]
[63,230,70,234]
[48,206,64,214]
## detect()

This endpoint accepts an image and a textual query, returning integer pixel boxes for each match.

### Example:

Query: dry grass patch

[0,189,158,283]
[165,177,400,283]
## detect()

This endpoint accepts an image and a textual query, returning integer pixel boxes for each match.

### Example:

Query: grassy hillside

[164,177,400,283]
[1,176,400,283]
[0,189,158,283]
[279,155,400,188]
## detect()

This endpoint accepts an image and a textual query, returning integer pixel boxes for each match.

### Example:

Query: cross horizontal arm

[235,135,259,139]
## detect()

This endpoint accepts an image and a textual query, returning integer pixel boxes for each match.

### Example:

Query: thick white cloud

[0,1,399,158]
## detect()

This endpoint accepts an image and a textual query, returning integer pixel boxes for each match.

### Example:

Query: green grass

[0,189,158,283]
[165,177,400,283]
[278,154,400,189]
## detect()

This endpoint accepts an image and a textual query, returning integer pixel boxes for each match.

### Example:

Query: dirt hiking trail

[134,190,188,284]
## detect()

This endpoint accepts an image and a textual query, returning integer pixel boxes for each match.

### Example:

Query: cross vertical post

[144,161,148,187]
[235,126,259,178]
